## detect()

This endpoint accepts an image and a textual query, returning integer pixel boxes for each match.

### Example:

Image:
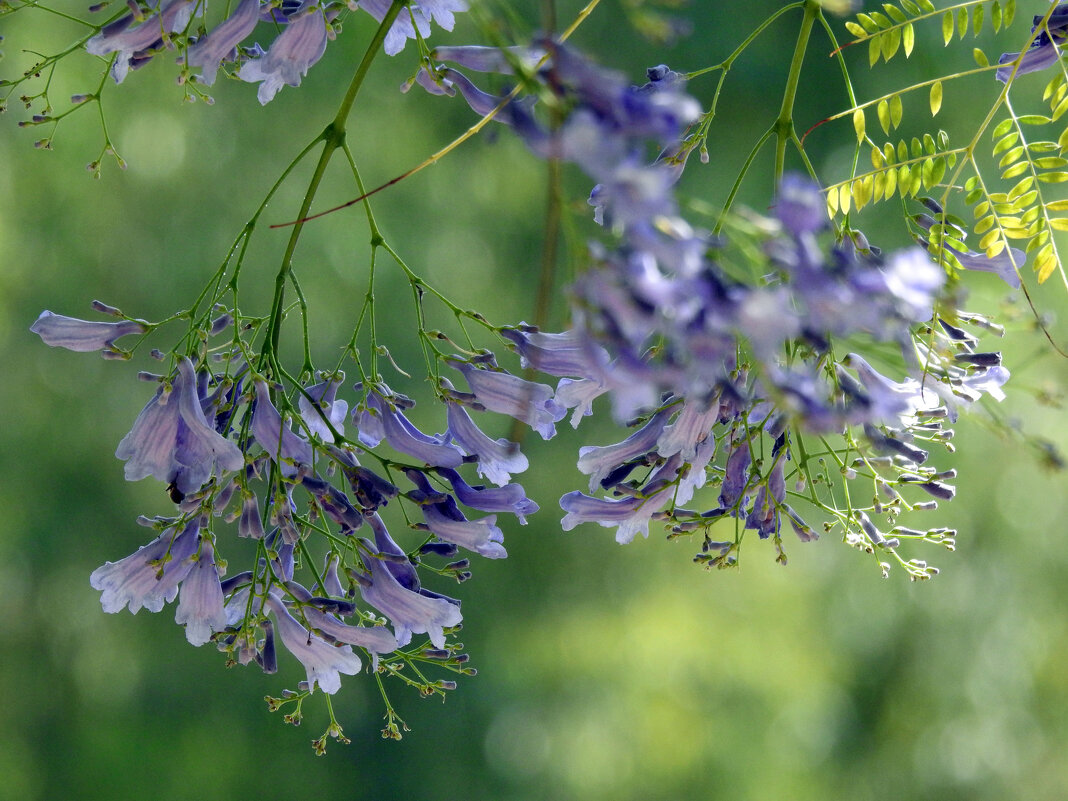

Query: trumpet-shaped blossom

[357,391,464,467]
[996,5,1068,83]
[186,0,261,86]
[420,501,507,559]
[238,7,329,104]
[576,408,671,491]
[30,310,146,352]
[437,468,538,523]
[283,581,399,661]
[175,536,227,645]
[264,594,363,694]
[358,0,467,55]
[251,380,314,477]
[116,358,244,495]
[357,545,463,649]
[298,375,348,442]
[443,392,528,486]
[90,520,200,614]
[450,360,565,440]
[86,0,194,83]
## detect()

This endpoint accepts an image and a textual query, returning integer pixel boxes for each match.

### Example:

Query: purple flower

[116,358,244,495]
[264,593,362,694]
[186,0,261,86]
[656,401,719,462]
[420,503,507,559]
[357,391,464,467]
[915,213,1024,288]
[437,467,538,524]
[90,519,200,614]
[501,325,609,378]
[251,379,314,477]
[559,484,674,544]
[238,7,328,104]
[86,0,194,83]
[554,377,609,428]
[576,407,671,491]
[996,5,1068,83]
[450,360,565,440]
[881,248,944,322]
[358,0,467,56]
[238,492,266,539]
[357,545,463,649]
[283,580,399,664]
[175,536,227,645]
[443,389,528,486]
[297,375,348,443]
[719,431,752,510]
[744,458,786,539]
[775,173,828,236]
[30,310,146,352]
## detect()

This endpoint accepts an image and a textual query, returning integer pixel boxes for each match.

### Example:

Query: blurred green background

[2,1,1067,799]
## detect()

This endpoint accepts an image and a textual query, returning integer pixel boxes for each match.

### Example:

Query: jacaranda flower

[264,593,363,694]
[86,0,194,83]
[174,535,227,645]
[90,519,200,614]
[30,310,146,352]
[357,543,463,649]
[996,4,1068,83]
[358,0,467,56]
[186,0,261,86]
[251,379,314,477]
[238,6,328,104]
[117,358,244,495]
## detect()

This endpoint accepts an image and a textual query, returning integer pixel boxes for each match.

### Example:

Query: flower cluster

[85,0,467,103]
[420,41,1010,577]
[31,304,562,736]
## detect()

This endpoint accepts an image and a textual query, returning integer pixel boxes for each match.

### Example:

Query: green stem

[773,0,820,183]
[261,0,405,370]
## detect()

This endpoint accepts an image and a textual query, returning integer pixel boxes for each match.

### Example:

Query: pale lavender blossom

[357,545,463,649]
[444,390,528,486]
[437,468,538,523]
[90,520,200,614]
[186,0,261,86]
[264,594,362,694]
[251,379,314,477]
[420,502,507,559]
[673,435,717,506]
[576,407,671,491]
[559,482,675,544]
[297,375,348,442]
[116,358,244,495]
[284,580,399,663]
[86,0,194,83]
[450,360,565,440]
[238,492,265,539]
[501,326,609,378]
[744,458,786,539]
[656,401,719,461]
[175,536,227,645]
[358,0,467,56]
[238,7,329,104]
[554,377,609,428]
[358,391,464,467]
[30,310,146,352]
[719,432,752,510]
